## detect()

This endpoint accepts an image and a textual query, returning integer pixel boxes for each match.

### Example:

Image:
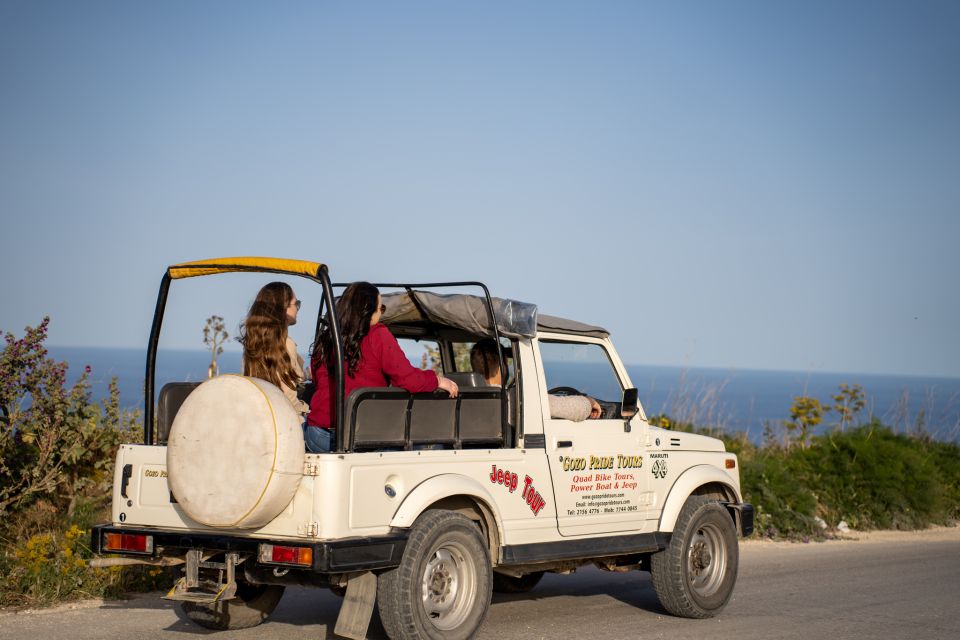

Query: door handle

[557,440,573,448]
[120,464,133,498]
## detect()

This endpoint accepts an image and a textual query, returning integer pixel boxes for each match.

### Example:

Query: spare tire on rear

[167,375,304,529]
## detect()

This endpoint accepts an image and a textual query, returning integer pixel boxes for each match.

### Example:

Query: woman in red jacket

[306,282,459,453]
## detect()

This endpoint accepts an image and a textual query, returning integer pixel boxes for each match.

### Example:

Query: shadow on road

[491,566,666,613]
[91,565,665,637]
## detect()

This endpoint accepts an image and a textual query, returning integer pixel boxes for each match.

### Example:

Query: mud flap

[334,571,377,640]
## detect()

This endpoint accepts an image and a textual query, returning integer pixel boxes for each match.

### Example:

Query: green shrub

[1,318,141,518]
[925,438,960,521]
[656,406,960,538]
[0,318,153,607]
[737,423,960,537]
[801,423,948,530]
[740,449,821,538]
[0,516,170,607]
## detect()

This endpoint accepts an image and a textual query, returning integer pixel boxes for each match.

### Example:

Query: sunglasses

[291,299,301,310]
[379,304,386,314]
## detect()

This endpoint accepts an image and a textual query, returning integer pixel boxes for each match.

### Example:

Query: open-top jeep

[91,257,753,639]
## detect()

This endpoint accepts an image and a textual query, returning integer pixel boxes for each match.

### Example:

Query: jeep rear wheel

[181,583,285,630]
[377,510,492,640]
[651,495,738,618]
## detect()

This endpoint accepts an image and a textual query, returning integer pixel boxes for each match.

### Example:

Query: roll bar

[334,281,508,453]
[144,262,344,446]
[144,265,503,452]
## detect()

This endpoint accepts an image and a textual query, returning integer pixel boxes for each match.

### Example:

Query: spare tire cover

[167,375,304,529]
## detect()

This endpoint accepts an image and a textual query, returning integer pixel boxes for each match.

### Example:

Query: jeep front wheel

[377,510,492,640]
[650,495,738,618]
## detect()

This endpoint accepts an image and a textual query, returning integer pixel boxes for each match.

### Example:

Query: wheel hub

[420,541,479,630]
[426,557,456,609]
[691,540,712,573]
[687,524,727,597]
[423,549,462,616]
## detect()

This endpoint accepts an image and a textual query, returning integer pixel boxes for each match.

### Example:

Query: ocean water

[48,347,960,443]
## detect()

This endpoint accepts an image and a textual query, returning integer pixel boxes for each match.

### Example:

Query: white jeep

[92,257,753,640]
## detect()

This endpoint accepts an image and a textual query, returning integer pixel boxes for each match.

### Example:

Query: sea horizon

[46,345,960,444]
[46,343,960,381]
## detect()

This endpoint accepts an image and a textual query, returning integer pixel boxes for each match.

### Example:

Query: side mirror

[621,387,639,419]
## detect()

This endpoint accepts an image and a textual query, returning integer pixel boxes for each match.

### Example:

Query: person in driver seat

[470,338,601,421]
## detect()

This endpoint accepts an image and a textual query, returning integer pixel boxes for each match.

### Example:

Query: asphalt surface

[2,529,958,640]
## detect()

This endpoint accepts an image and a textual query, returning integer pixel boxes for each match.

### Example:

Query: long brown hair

[239,282,299,389]
[311,281,379,378]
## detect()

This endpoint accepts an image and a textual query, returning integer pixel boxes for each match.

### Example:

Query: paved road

[2,531,958,640]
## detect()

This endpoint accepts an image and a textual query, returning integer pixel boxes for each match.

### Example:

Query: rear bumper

[91,524,407,573]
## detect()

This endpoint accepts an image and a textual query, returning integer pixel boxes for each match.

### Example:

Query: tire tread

[650,495,738,619]
[377,510,491,640]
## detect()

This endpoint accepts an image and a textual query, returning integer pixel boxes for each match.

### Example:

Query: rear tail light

[259,544,313,567]
[103,532,154,554]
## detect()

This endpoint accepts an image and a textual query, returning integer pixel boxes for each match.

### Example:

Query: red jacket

[307,323,438,429]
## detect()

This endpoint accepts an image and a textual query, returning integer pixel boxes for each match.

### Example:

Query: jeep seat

[345,386,505,451]
[346,388,409,450]
[157,382,201,444]
[444,372,487,388]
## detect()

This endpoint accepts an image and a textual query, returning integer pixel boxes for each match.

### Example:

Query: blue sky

[1,1,958,377]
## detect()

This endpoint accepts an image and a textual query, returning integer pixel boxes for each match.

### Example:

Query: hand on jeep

[588,397,602,419]
[437,375,460,398]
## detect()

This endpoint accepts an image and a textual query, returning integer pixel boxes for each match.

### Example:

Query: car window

[539,340,623,402]
[450,342,474,372]
[452,340,516,382]
[397,339,441,372]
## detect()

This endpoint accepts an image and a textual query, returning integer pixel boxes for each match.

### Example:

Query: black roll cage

[331,282,508,452]
[143,268,506,453]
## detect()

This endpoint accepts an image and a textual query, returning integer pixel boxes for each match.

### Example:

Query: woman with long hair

[238,281,309,415]
[306,282,459,453]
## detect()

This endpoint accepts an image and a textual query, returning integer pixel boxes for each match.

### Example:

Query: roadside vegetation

[651,385,960,539]
[0,319,167,607]
[1,319,958,606]
[737,424,960,538]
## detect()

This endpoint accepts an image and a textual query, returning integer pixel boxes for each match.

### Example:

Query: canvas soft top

[380,290,608,339]
[535,313,609,339]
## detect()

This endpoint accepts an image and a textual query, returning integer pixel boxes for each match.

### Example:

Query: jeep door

[534,336,651,536]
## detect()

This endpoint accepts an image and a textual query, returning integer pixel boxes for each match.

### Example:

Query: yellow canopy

[168,257,325,280]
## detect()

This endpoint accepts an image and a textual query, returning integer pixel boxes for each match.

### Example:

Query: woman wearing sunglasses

[238,281,310,416]
[307,281,459,453]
